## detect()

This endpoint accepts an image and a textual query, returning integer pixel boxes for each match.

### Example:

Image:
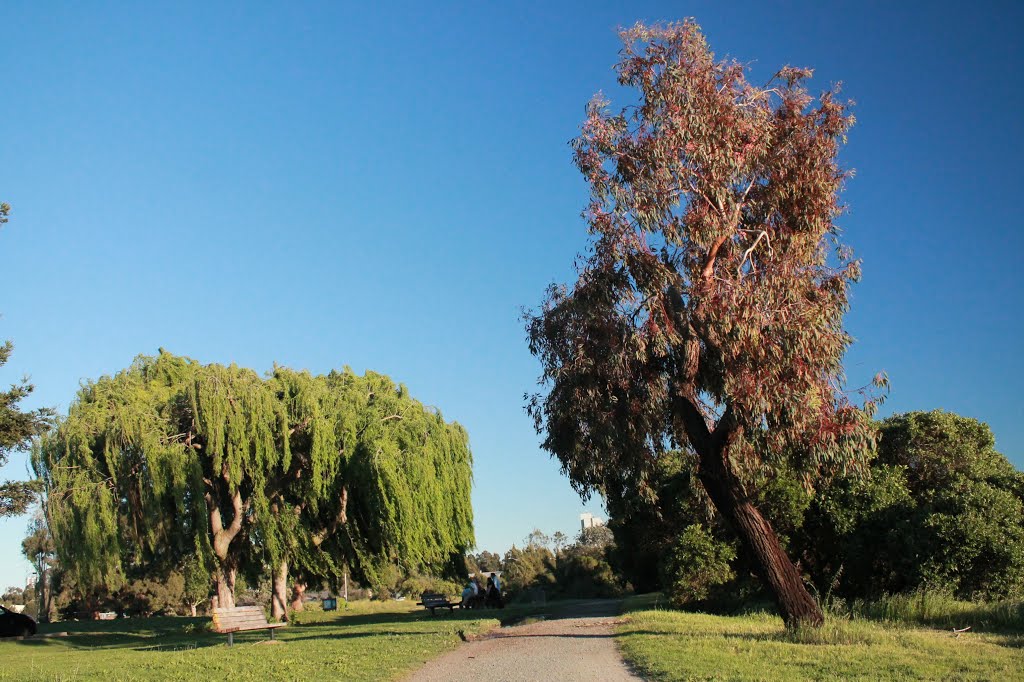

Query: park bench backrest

[211,605,270,633]
[420,592,449,605]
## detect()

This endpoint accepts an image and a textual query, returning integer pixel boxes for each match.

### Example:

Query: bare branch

[738,229,774,276]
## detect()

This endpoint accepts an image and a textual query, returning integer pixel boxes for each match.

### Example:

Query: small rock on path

[406,599,642,682]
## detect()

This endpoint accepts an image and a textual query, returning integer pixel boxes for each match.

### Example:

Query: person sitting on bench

[485,572,504,608]
[460,578,478,608]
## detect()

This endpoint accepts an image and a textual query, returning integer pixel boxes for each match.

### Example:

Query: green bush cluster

[482,525,625,601]
[659,525,736,607]
[608,410,1024,609]
[804,411,1024,601]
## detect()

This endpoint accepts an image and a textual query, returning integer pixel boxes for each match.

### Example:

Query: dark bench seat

[211,605,287,645]
[416,592,457,615]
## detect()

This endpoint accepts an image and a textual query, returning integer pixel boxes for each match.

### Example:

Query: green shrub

[803,411,1024,602]
[660,524,736,607]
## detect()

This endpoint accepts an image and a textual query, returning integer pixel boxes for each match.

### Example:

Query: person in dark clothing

[485,573,504,609]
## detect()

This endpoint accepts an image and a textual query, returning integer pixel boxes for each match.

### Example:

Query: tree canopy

[34,351,474,611]
[0,201,55,517]
[526,21,882,626]
[804,410,1024,601]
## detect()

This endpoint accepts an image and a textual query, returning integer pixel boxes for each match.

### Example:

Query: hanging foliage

[35,351,474,610]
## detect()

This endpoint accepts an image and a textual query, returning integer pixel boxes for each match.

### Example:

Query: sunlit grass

[850,591,1024,632]
[616,594,1024,681]
[0,601,504,681]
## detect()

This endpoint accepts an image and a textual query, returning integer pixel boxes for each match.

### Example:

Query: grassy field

[0,600,517,681]
[616,595,1024,681]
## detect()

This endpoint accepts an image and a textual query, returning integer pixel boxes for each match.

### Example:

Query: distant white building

[580,512,605,531]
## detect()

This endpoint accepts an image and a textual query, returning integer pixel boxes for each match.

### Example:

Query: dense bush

[501,544,557,598]
[660,525,736,607]
[803,411,1024,601]
[608,410,1024,609]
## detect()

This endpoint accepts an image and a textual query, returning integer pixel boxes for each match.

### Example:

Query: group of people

[461,572,504,609]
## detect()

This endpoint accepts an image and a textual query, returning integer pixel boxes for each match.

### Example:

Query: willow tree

[526,22,881,627]
[278,368,475,613]
[334,370,475,590]
[36,351,474,615]
[35,352,286,608]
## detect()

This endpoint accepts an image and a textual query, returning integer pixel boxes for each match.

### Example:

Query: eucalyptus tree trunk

[675,396,824,627]
[271,560,289,621]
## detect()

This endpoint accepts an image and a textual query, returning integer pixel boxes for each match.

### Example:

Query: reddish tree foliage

[526,21,884,627]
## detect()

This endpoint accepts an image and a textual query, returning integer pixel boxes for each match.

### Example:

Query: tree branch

[312,486,348,548]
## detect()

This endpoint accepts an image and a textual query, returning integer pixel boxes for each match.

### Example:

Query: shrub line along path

[406,599,642,682]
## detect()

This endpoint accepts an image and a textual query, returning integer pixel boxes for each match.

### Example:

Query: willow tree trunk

[271,560,289,622]
[38,569,52,623]
[677,398,823,627]
[206,482,245,611]
[215,566,236,610]
[290,582,306,612]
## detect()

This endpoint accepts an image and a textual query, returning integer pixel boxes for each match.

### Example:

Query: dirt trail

[406,599,642,682]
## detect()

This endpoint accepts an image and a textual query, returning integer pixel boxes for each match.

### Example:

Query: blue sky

[1,1,1021,591]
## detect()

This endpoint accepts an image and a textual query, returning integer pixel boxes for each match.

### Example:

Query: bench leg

[227,632,233,647]
[270,628,275,641]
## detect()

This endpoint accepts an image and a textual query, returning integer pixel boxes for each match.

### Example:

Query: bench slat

[211,606,286,634]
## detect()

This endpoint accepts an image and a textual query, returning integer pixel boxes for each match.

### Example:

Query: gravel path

[406,599,643,682]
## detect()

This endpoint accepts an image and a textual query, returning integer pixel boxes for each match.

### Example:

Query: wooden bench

[416,592,457,615]
[211,605,286,646]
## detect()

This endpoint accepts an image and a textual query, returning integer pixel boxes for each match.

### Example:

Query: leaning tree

[526,22,882,626]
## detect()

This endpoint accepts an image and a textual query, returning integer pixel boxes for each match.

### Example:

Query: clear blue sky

[1,1,1021,591]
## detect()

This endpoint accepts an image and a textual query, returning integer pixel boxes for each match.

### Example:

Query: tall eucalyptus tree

[526,22,883,627]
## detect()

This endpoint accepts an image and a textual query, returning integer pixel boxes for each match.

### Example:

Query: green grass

[0,600,525,681]
[616,594,1024,681]
[849,591,1024,632]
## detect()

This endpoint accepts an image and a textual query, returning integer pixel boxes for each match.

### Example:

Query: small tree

[660,524,736,607]
[182,555,210,617]
[467,551,502,573]
[525,529,552,550]
[577,525,614,550]
[502,545,556,597]
[527,22,882,626]
[21,508,56,621]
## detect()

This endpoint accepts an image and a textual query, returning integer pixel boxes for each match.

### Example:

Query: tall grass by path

[616,594,1024,681]
[0,600,518,682]
[849,590,1024,633]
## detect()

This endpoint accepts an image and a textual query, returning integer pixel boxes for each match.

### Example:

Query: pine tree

[1,201,55,517]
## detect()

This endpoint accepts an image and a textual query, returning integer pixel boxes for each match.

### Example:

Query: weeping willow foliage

[34,351,474,596]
